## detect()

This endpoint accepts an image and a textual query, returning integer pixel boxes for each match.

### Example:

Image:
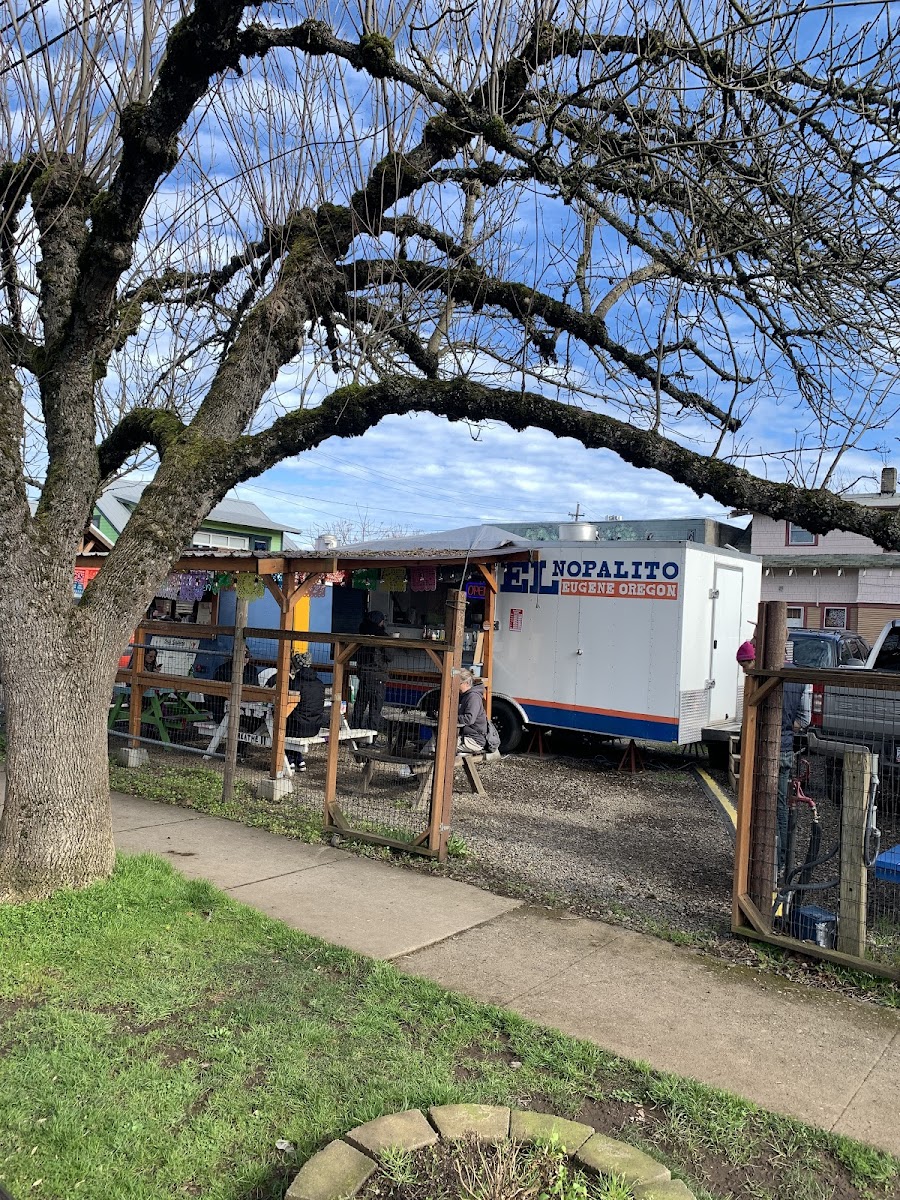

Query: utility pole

[568,503,584,521]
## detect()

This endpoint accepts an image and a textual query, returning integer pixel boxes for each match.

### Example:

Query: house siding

[751,514,888,557]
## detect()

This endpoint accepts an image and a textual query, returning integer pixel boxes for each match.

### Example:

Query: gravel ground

[442,746,735,940]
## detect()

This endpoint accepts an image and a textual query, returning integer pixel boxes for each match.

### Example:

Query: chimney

[881,467,897,496]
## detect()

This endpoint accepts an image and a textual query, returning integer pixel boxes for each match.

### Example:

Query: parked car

[798,623,900,811]
[786,628,871,670]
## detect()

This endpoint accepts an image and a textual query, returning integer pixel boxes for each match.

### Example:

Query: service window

[787,524,817,545]
[786,606,804,628]
[823,606,847,629]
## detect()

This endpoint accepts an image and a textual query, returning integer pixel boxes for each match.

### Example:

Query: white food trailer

[489,539,761,750]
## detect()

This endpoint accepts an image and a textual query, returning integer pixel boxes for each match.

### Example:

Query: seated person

[127,645,162,674]
[423,668,489,756]
[205,644,257,722]
[457,668,489,752]
[261,652,326,772]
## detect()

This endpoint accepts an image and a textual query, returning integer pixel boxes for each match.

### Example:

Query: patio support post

[747,600,786,929]
[479,563,497,719]
[222,597,249,804]
[269,572,297,779]
[323,640,356,829]
[732,664,759,931]
[429,590,466,859]
[128,635,145,748]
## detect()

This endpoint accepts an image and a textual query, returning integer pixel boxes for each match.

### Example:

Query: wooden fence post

[221,597,249,804]
[837,749,872,959]
[747,600,787,930]
[269,573,297,780]
[429,591,466,859]
[127,632,145,750]
[732,667,759,931]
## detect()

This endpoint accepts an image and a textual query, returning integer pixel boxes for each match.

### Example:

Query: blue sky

[234,412,746,540]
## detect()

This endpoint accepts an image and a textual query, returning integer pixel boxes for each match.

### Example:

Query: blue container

[874,844,900,884]
[790,905,837,949]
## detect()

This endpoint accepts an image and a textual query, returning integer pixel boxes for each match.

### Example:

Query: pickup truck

[806,621,900,807]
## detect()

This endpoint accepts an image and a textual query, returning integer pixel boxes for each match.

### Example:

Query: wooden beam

[423,647,443,672]
[745,666,900,690]
[430,591,466,860]
[222,597,249,804]
[290,572,326,609]
[481,565,497,719]
[269,572,297,779]
[837,750,871,959]
[476,563,498,593]
[746,676,782,707]
[732,672,759,931]
[127,638,144,749]
[264,576,286,611]
[323,640,345,829]
[734,904,899,982]
[747,600,787,930]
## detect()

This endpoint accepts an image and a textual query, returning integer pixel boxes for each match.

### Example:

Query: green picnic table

[108,686,209,744]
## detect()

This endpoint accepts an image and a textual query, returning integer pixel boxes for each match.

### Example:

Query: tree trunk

[0,613,121,902]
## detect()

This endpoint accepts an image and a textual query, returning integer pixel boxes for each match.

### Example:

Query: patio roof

[75,538,533,576]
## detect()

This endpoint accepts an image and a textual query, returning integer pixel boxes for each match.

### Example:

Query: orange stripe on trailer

[514,696,679,725]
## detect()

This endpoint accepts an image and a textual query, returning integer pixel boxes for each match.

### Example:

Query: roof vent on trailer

[559,522,599,541]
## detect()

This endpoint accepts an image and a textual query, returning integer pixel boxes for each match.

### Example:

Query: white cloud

[242,412,739,540]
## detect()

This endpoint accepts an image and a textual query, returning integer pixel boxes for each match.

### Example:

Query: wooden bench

[354,746,500,810]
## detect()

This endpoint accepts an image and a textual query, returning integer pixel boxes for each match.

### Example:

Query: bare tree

[3,0,900,899]
[313,517,423,544]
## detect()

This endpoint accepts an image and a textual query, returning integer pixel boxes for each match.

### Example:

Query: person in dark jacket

[352,610,390,728]
[260,652,326,772]
[205,644,257,722]
[457,668,489,751]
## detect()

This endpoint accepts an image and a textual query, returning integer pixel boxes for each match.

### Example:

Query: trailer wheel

[491,698,524,754]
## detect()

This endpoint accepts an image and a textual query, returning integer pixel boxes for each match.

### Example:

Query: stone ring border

[287,1105,696,1200]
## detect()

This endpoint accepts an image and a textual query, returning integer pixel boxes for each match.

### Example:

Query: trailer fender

[489,693,528,754]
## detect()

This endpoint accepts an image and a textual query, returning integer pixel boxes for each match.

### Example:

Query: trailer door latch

[709,588,720,599]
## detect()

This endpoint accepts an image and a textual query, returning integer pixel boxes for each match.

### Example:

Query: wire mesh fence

[109,602,467,859]
[735,658,900,979]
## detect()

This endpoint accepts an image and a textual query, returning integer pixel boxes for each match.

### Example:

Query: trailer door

[708,565,744,723]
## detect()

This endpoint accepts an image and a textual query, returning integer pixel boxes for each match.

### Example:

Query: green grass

[0,857,897,1200]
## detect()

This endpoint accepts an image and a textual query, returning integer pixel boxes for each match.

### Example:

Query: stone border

[286,1105,696,1200]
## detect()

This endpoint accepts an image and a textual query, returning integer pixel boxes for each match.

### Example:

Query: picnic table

[200,699,377,775]
[108,685,209,744]
[356,704,498,806]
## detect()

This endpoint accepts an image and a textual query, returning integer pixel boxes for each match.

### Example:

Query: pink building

[752,468,900,644]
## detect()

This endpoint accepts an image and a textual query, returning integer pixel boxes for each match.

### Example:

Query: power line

[0,0,119,78]
[0,0,54,42]
[238,479,572,526]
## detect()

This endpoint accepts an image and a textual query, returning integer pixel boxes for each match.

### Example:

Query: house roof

[763,554,900,569]
[337,524,533,556]
[98,482,301,535]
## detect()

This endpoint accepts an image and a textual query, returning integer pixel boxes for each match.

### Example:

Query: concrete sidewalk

[113,794,900,1156]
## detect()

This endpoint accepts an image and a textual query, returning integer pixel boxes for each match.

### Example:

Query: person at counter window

[353,610,390,729]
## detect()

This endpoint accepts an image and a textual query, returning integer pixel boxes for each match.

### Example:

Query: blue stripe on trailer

[519,701,680,742]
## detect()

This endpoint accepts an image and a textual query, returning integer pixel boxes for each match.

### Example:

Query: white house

[752,467,900,642]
